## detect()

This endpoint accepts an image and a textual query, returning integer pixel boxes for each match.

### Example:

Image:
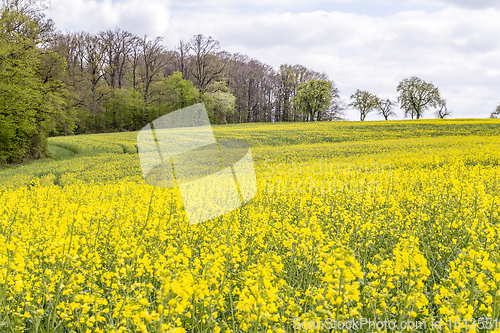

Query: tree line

[50,31,346,131]
[0,0,347,164]
[349,76,451,121]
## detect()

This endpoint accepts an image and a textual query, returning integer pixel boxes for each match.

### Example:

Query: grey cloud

[436,0,500,9]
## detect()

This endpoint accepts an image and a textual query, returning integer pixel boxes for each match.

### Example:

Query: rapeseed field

[1,119,500,332]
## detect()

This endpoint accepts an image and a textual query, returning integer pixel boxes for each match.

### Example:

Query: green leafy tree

[203,92,236,124]
[348,89,378,121]
[104,88,146,131]
[292,79,332,121]
[397,76,442,120]
[151,71,200,115]
[0,4,69,165]
[37,50,75,135]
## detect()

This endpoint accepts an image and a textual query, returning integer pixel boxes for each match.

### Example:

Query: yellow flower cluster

[364,237,430,322]
[1,119,500,332]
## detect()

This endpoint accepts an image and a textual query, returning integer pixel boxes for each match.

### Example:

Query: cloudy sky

[44,0,500,120]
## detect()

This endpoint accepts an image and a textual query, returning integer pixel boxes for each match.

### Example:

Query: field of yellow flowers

[1,119,500,332]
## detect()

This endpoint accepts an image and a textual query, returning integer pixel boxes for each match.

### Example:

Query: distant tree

[318,81,344,121]
[104,88,145,130]
[275,64,297,122]
[225,55,276,123]
[50,31,86,97]
[292,79,332,121]
[349,89,378,121]
[397,76,441,120]
[321,100,346,121]
[99,28,133,89]
[203,82,236,124]
[150,71,200,115]
[436,99,451,119]
[140,35,170,104]
[375,97,397,120]
[82,32,106,122]
[490,104,500,119]
[175,40,190,79]
[274,64,329,122]
[188,34,228,93]
[127,34,141,91]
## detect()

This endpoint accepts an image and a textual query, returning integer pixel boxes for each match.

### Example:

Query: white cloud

[434,0,500,9]
[48,0,171,36]
[383,0,500,9]
[167,0,355,7]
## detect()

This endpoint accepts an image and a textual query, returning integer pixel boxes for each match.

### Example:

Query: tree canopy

[292,79,332,121]
[0,3,68,165]
[397,76,442,120]
[348,89,378,121]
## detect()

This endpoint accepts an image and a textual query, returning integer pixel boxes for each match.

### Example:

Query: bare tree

[139,35,170,103]
[491,104,500,118]
[99,29,118,88]
[318,81,344,121]
[241,58,272,122]
[225,54,250,122]
[176,40,190,79]
[221,53,278,123]
[322,100,346,121]
[275,64,297,122]
[188,34,228,93]
[127,35,141,91]
[82,32,106,118]
[99,28,133,89]
[376,98,397,120]
[115,29,133,89]
[436,99,451,119]
[261,65,278,122]
[47,31,90,115]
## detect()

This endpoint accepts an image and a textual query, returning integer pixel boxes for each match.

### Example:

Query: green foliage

[348,89,379,121]
[203,91,236,124]
[0,6,70,165]
[104,88,146,131]
[37,50,75,135]
[292,79,332,121]
[151,71,200,114]
[202,81,236,124]
[397,76,442,120]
